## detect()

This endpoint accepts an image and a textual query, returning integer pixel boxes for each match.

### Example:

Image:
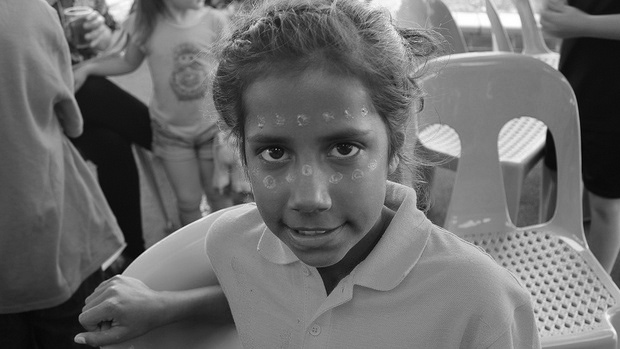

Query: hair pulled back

[213,0,442,165]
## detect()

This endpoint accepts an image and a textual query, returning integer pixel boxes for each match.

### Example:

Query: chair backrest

[512,0,553,55]
[104,209,241,349]
[417,52,583,242]
[485,0,514,52]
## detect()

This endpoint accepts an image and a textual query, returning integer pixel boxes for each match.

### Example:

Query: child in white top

[74,0,243,225]
[74,0,541,347]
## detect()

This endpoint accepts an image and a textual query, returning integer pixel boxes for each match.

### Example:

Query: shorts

[544,129,620,199]
[152,120,219,162]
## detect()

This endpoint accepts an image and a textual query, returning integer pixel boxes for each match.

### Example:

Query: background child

[74,0,540,347]
[540,0,620,278]
[74,0,241,226]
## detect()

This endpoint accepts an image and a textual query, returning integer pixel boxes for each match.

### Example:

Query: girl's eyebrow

[246,129,373,144]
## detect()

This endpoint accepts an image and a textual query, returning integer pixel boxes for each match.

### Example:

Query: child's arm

[73,39,145,91]
[74,275,233,347]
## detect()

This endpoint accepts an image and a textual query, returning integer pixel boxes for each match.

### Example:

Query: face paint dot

[322,112,335,122]
[286,173,296,183]
[329,172,343,184]
[275,114,286,126]
[361,107,369,117]
[302,164,313,176]
[257,115,266,129]
[352,169,365,181]
[368,159,378,171]
[297,114,309,127]
[263,175,276,189]
[344,109,353,119]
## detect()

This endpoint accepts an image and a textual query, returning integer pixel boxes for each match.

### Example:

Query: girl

[75,0,541,347]
[74,0,241,226]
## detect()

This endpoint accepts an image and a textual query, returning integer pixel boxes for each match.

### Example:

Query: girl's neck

[163,4,206,26]
[317,206,395,295]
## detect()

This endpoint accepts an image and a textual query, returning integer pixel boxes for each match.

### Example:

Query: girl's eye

[259,147,289,162]
[329,143,360,159]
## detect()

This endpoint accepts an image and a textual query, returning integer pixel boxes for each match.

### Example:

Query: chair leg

[539,164,557,223]
[501,167,523,225]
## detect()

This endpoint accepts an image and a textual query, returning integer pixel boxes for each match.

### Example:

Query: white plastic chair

[485,0,514,52]
[394,0,547,224]
[103,212,241,349]
[416,51,620,348]
[512,0,560,68]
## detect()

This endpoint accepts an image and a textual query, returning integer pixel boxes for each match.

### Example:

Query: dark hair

[213,0,442,174]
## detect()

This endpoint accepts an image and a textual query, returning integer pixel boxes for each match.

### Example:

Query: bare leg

[160,157,204,226]
[199,158,233,213]
[587,191,620,273]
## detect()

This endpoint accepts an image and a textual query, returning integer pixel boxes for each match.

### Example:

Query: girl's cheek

[250,158,382,191]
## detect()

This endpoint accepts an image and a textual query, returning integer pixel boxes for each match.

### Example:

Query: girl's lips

[287,224,344,244]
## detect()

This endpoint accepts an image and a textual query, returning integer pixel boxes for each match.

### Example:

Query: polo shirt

[206,182,540,348]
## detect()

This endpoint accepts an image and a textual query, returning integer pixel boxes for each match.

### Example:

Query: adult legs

[72,76,152,261]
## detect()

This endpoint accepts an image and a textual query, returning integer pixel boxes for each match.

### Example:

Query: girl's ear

[388,156,400,174]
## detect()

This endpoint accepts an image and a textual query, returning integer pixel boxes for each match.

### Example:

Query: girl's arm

[74,275,233,347]
[73,40,145,90]
[541,2,620,40]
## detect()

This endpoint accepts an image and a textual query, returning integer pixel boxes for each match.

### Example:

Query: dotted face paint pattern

[257,115,266,129]
[351,169,365,181]
[322,112,335,122]
[297,114,309,127]
[368,159,378,171]
[302,165,313,176]
[263,175,276,189]
[275,114,286,126]
[329,172,343,184]
[286,173,297,183]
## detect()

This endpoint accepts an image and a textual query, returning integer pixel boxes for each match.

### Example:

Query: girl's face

[243,70,396,268]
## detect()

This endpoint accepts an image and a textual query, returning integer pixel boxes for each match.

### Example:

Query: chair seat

[464,230,619,344]
[419,116,547,168]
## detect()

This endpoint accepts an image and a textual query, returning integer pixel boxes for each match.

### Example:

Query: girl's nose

[288,165,332,213]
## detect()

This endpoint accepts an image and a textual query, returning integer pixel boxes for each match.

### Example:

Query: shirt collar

[257,181,433,290]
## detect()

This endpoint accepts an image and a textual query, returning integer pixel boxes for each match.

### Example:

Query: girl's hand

[541,3,588,39]
[74,275,166,347]
[83,10,113,52]
[72,64,90,92]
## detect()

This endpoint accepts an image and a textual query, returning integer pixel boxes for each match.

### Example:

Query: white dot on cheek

[361,107,369,117]
[329,172,343,184]
[302,165,313,176]
[286,173,296,183]
[351,169,365,181]
[263,175,276,189]
[368,160,378,171]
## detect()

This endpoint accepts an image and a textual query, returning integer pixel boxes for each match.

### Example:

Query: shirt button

[301,266,310,276]
[309,324,321,336]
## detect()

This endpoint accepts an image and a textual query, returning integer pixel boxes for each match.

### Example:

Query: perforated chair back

[103,210,241,349]
[418,52,620,348]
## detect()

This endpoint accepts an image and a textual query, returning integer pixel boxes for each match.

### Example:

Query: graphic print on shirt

[169,43,209,101]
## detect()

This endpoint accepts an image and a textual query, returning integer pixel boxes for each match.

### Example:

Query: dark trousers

[71,76,152,259]
[0,270,104,349]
